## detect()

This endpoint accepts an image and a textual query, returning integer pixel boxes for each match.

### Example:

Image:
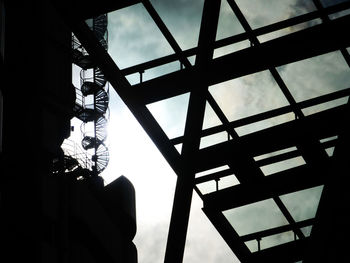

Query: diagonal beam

[312,0,350,67]
[135,14,350,105]
[202,207,251,262]
[164,1,221,262]
[142,0,192,68]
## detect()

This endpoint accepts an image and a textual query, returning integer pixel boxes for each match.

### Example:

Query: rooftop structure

[64,0,350,262]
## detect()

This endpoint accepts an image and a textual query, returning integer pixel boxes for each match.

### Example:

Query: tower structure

[69,14,110,177]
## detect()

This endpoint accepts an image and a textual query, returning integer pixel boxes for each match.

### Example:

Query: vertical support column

[164,1,221,263]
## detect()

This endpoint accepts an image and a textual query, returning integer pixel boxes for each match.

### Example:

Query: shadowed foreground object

[0,1,136,262]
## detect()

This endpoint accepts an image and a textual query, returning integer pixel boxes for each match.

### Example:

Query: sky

[69,0,350,262]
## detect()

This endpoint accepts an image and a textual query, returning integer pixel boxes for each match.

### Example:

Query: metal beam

[164,1,221,262]
[195,105,347,173]
[142,0,191,69]
[170,87,350,146]
[202,208,251,262]
[240,218,315,242]
[134,14,350,104]
[203,163,326,211]
[249,238,309,263]
[121,1,350,77]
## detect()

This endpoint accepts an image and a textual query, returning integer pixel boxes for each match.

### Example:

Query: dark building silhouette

[1,0,350,263]
[1,0,136,262]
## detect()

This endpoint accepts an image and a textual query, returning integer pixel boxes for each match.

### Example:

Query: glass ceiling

[70,0,350,262]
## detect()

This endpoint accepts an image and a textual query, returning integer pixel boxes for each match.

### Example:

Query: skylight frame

[68,0,350,261]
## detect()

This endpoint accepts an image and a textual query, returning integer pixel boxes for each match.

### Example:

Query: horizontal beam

[250,238,309,263]
[135,14,350,104]
[171,87,350,146]
[240,218,315,242]
[196,105,347,173]
[195,168,234,184]
[121,1,350,76]
[203,163,326,211]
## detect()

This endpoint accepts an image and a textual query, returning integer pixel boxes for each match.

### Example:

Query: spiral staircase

[61,14,110,178]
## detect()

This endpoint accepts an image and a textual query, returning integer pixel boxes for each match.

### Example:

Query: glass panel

[216,0,244,41]
[235,0,316,29]
[260,230,295,250]
[329,7,350,20]
[149,0,204,50]
[126,73,140,85]
[219,174,240,190]
[280,185,324,222]
[174,143,182,154]
[254,146,298,161]
[213,40,250,59]
[197,181,217,195]
[325,147,335,157]
[200,131,229,149]
[245,240,258,253]
[196,174,240,195]
[235,112,295,136]
[319,135,338,143]
[209,70,289,122]
[187,55,196,66]
[143,61,182,82]
[301,97,349,116]
[203,101,222,130]
[259,156,306,176]
[197,175,240,195]
[300,225,313,237]
[257,19,322,43]
[196,165,229,178]
[320,135,337,157]
[223,198,289,236]
[108,4,173,69]
[320,0,350,8]
[146,93,189,139]
[277,51,350,102]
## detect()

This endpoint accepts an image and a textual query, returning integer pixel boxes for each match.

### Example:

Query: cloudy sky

[70,0,350,262]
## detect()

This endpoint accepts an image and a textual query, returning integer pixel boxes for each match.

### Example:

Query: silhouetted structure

[1,0,136,262]
[2,0,350,263]
[50,0,350,263]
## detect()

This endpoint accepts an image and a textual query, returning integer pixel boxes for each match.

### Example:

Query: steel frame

[63,0,350,262]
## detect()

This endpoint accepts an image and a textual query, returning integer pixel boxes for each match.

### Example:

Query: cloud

[184,195,240,263]
[108,3,174,69]
[277,50,350,102]
[235,0,319,30]
[149,0,204,50]
[134,222,169,263]
[209,70,289,122]
[146,93,190,139]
